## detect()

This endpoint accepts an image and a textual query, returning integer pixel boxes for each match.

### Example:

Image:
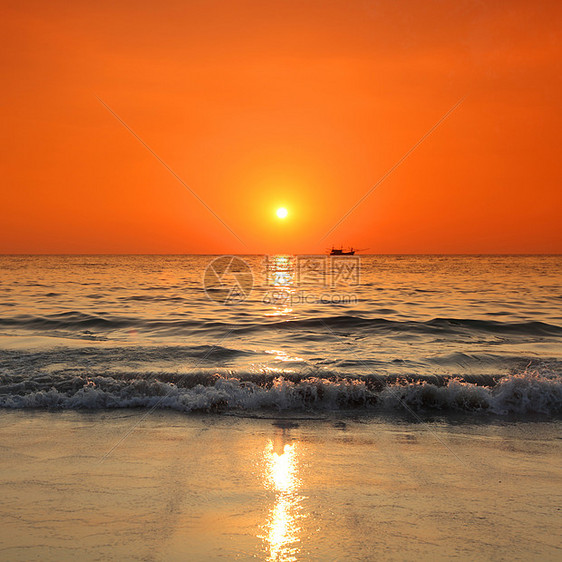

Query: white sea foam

[380,371,562,415]
[0,370,560,416]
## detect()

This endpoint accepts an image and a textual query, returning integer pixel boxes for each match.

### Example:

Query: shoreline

[1,410,560,560]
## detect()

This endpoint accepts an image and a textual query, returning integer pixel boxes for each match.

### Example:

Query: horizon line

[1,252,561,257]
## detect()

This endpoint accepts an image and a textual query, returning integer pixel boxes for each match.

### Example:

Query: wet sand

[0,410,560,561]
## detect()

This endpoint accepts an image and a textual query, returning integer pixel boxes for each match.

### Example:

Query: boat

[329,246,355,256]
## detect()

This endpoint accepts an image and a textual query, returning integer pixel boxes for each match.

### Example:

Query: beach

[1,410,560,561]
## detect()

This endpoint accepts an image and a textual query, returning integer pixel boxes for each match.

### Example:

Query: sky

[1,0,561,254]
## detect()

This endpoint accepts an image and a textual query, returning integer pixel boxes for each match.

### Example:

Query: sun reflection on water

[265,349,304,363]
[264,255,296,317]
[267,255,294,288]
[261,438,304,561]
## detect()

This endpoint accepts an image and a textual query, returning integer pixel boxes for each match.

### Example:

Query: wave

[0,370,560,416]
[266,316,562,336]
[1,312,561,337]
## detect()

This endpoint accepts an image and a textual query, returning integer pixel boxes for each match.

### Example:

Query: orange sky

[1,0,561,254]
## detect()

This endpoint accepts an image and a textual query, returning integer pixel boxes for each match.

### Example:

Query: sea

[0,254,561,418]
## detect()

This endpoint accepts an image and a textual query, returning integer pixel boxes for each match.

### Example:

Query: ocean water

[0,255,561,417]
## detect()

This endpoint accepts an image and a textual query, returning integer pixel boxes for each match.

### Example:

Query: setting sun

[276,207,288,219]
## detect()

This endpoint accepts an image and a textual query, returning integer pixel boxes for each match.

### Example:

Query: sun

[276,207,288,219]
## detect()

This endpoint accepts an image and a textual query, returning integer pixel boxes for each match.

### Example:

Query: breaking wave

[0,370,560,417]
